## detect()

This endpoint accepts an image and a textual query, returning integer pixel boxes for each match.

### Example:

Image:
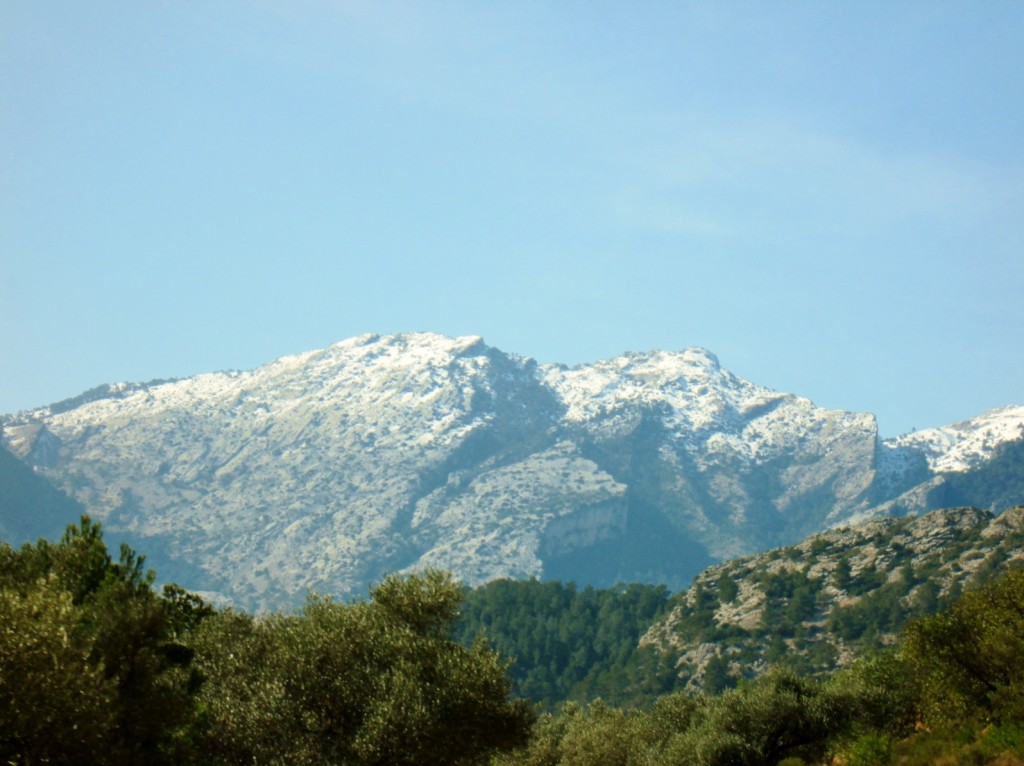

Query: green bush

[848,733,893,766]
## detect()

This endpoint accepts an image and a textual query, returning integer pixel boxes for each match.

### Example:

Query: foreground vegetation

[2,517,1023,764]
[0,518,532,765]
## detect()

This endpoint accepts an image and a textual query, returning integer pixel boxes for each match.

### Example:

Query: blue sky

[2,1,1022,436]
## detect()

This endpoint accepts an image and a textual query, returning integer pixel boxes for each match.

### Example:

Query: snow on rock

[2,332,1019,609]
[883,405,1024,473]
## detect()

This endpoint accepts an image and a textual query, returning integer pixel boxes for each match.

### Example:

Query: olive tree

[192,569,534,765]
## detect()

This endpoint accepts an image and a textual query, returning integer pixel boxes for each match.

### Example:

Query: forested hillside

[454,580,678,707]
[453,506,1024,706]
[494,557,1024,765]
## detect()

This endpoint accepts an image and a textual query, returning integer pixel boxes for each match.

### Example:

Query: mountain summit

[3,333,1022,608]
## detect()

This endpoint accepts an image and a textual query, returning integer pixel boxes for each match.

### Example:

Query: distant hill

[2,333,1022,608]
[643,504,1024,693]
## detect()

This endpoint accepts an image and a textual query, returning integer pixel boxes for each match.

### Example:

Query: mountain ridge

[2,332,1022,608]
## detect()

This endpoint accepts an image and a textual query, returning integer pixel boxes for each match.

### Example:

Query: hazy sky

[2,2,1022,436]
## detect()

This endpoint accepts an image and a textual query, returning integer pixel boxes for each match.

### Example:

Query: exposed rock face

[544,348,883,562]
[2,333,1022,608]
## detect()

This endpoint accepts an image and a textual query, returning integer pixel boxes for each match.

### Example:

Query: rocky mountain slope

[642,505,1024,693]
[2,333,1022,608]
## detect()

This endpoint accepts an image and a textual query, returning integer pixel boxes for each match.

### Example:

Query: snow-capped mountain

[3,333,1022,608]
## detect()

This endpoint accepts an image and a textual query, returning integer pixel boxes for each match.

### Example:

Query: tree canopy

[0,518,533,765]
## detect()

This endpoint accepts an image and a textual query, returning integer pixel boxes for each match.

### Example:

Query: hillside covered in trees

[3,515,1024,764]
[495,559,1024,766]
[454,580,679,708]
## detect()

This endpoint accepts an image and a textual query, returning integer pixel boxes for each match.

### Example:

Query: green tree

[665,668,857,765]
[0,517,203,765]
[193,570,534,765]
[903,565,1024,728]
[0,576,117,764]
[702,654,736,695]
[717,573,739,604]
[834,556,852,591]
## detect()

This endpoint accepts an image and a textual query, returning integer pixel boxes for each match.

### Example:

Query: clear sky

[2,2,1022,437]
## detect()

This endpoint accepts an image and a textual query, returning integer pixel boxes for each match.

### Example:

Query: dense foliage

[0,518,533,765]
[3,516,1023,764]
[454,579,678,707]
[491,662,917,766]
[0,518,200,764]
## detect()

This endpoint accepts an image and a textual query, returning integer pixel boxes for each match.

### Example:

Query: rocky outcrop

[642,505,1024,692]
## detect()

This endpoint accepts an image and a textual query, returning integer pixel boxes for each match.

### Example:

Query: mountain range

[2,332,1022,609]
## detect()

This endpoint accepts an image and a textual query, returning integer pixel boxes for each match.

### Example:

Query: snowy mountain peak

[542,345,797,439]
[331,331,488,357]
